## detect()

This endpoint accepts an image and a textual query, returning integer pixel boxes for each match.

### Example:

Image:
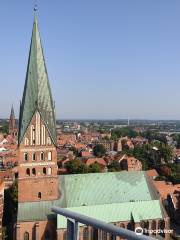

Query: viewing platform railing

[52,206,157,240]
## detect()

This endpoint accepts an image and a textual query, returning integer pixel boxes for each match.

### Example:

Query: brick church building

[14,14,170,240]
[15,14,59,239]
[9,105,18,137]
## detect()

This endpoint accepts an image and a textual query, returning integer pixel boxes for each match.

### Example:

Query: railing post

[67,218,79,240]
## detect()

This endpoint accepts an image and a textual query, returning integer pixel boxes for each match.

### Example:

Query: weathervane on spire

[34,1,38,13]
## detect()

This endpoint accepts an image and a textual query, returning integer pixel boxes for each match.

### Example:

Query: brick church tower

[18,15,59,203]
[9,105,18,137]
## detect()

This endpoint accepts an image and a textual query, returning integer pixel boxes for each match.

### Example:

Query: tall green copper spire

[18,15,56,145]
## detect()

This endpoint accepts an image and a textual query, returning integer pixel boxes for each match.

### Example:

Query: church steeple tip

[18,14,56,145]
[10,105,15,118]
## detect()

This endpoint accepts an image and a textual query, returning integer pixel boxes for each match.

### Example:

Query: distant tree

[9,179,18,207]
[157,143,173,163]
[0,122,8,135]
[154,176,167,181]
[141,131,167,144]
[108,161,122,172]
[111,127,138,139]
[3,180,18,239]
[169,173,180,184]
[93,144,106,157]
[172,134,180,148]
[88,163,101,173]
[65,159,88,174]
[2,227,7,240]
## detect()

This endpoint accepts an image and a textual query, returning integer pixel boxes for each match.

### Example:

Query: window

[40,152,45,161]
[26,168,30,176]
[32,153,36,161]
[92,228,98,240]
[24,232,29,240]
[38,192,41,199]
[24,153,28,161]
[120,223,125,228]
[45,230,50,240]
[102,231,107,240]
[30,125,35,145]
[83,227,89,240]
[63,231,67,240]
[47,167,52,175]
[43,167,46,175]
[48,152,52,161]
[32,168,36,176]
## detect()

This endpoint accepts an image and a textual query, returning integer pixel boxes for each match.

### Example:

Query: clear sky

[1,0,180,120]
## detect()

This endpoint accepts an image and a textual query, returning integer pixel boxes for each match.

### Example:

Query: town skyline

[0,3,179,239]
[1,1,180,119]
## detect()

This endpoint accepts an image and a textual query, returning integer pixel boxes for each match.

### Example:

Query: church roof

[57,200,163,228]
[17,172,164,223]
[18,16,56,145]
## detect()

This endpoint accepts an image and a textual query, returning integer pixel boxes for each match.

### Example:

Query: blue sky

[1,0,180,120]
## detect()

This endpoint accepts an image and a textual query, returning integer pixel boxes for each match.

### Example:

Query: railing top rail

[52,206,157,240]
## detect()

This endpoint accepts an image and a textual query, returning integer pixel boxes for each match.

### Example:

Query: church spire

[9,105,15,131]
[18,16,56,145]
[10,105,15,119]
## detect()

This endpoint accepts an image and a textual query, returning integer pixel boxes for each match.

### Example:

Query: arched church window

[26,168,30,176]
[102,231,107,240]
[83,227,89,240]
[30,125,35,145]
[92,228,98,240]
[45,230,50,240]
[43,167,46,175]
[24,232,29,240]
[24,153,28,161]
[32,153,36,161]
[38,192,41,199]
[40,152,45,161]
[63,231,67,240]
[32,168,36,176]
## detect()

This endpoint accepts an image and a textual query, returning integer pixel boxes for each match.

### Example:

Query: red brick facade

[16,220,56,240]
[18,111,59,203]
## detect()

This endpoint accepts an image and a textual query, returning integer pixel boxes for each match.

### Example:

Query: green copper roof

[17,172,160,222]
[18,16,56,145]
[59,171,155,207]
[57,200,163,229]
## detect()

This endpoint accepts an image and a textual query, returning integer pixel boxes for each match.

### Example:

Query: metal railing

[52,206,157,240]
